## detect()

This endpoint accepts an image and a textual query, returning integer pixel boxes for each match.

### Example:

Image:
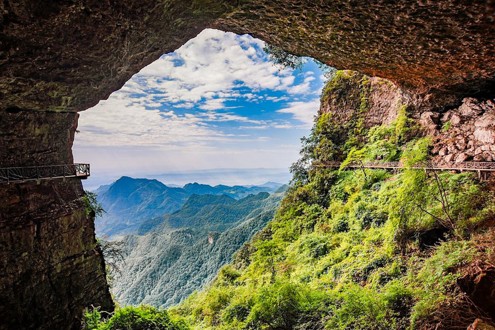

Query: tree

[83,190,105,217]
[263,44,304,69]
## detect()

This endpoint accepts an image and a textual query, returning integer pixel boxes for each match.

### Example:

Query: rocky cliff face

[425,97,495,164]
[0,111,113,330]
[1,1,494,329]
[319,70,406,127]
[319,71,495,168]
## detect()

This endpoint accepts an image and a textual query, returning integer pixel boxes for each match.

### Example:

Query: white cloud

[125,29,314,110]
[199,99,225,110]
[277,99,320,128]
[74,29,322,182]
[76,95,226,148]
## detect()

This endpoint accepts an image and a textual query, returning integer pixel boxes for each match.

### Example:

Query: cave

[1,1,495,329]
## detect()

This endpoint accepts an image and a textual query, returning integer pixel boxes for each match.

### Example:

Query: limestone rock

[482,153,493,162]
[459,97,483,117]
[448,144,458,154]
[474,113,495,128]
[445,153,455,163]
[474,127,495,144]
[450,113,462,126]
[455,152,468,163]
[467,319,495,330]
[455,137,467,150]
[441,112,452,122]
[420,111,439,131]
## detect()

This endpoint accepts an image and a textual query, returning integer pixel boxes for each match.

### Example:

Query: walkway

[314,161,495,179]
[0,164,90,184]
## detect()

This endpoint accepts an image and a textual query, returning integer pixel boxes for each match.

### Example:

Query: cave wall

[0,0,494,329]
[0,111,113,330]
[1,0,494,113]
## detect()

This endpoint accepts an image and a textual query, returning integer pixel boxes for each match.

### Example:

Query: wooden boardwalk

[0,164,90,184]
[314,161,495,179]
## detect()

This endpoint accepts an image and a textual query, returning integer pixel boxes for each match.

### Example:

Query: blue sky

[73,29,325,188]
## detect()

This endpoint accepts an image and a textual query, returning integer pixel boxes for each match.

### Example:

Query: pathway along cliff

[315,161,495,180]
[1,1,495,329]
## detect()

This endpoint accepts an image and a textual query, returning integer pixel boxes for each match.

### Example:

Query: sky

[73,29,325,189]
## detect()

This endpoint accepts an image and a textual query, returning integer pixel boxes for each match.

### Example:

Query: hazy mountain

[95,176,283,238]
[183,182,281,199]
[110,189,286,308]
[95,176,189,237]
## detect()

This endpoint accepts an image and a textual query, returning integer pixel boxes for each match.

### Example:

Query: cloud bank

[74,29,324,185]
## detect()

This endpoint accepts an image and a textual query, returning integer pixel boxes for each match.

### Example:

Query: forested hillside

[86,71,495,330]
[95,177,282,237]
[167,72,495,329]
[110,189,286,308]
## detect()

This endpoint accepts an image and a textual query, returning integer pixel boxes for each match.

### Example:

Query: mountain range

[110,189,285,307]
[95,176,282,237]
[94,176,286,307]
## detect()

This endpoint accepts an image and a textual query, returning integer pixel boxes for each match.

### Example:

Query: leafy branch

[83,190,106,218]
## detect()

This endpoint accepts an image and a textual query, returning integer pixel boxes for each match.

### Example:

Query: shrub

[327,284,394,330]
[83,306,188,330]
[83,190,105,217]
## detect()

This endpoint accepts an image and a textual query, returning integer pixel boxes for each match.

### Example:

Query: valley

[94,177,285,307]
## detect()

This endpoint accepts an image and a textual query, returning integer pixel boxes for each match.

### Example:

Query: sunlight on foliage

[83,305,188,330]
[107,71,494,330]
[166,72,495,329]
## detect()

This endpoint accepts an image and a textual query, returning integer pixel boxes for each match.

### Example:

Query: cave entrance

[73,28,326,190]
[72,28,327,308]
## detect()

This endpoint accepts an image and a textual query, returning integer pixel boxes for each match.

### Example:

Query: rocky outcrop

[425,97,495,164]
[319,70,406,130]
[0,111,113,330]
[319,71,495,167]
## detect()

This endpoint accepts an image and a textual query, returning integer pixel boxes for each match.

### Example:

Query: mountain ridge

[96,176,283,237]
[110,188,286,307]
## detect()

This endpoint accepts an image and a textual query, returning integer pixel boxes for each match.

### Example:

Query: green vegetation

[263,44,304,69]
[262,44,336,79]
[83,305,187,330]
[83,190,105,217]
[97,238,125,287]
[441,120,452,132]
[106,191,285,308]
[96,177,280,237]
[166,72,494,329]
[85,71,494,329]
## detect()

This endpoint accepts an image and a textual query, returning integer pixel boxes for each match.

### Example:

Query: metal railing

[314,161,495,171]
[0,163,90,184]
[313,161,495,179]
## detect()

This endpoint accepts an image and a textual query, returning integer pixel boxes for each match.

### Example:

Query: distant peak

[109,176,167,191]
[184,182,208,187]
[116,176,133,181]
